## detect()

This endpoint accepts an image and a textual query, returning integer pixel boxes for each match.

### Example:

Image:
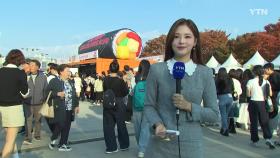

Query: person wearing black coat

[0,49,28,158]
[103,60,130,154]
[46,64,79,151]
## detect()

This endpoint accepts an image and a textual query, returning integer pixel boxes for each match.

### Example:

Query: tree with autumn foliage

[232,32,280,63]
[231,19,280,63]
[142,31,231,63]
[142,19,280,64]
[141,35,166,57]
[265,19,280,39]
[200,30,231,64]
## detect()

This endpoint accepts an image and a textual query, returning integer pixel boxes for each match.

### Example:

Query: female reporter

[143,18,219,158]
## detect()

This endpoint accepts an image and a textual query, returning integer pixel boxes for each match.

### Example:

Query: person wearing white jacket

[74,72,83,98]
[84,76,95,101]
[228,69,242,134]
[94,75,103,106]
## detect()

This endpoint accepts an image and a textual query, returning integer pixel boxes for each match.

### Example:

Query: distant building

[21,48,57,71]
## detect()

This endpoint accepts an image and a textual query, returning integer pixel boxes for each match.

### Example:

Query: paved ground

[1,101,280,158]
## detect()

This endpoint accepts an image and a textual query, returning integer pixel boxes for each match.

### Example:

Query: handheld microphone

[173,62,185,93]
[172,62,185,158]
[172,62,185,115]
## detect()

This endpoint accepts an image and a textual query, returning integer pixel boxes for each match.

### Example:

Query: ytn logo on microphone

[175,66,185,70]
[173,62,185,79]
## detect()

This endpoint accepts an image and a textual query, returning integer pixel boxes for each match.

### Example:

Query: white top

[246,77,270,101]
[31,74,37,84]
[5,64,18,68]
[166,58,197,76]
[85,76,95,85]
[232,78,242,96]
[74,77,83,92]
[94,79,103,92]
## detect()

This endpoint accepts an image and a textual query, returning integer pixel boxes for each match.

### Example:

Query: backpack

[133,81,146,111]
[103,89,116,109]
[264,81,279,118]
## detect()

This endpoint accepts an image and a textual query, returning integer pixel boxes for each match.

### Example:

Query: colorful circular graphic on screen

[112,29,142,59]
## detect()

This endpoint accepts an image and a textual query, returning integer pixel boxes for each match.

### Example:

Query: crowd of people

[0,48,143,158]
[0,18,280,158]
[0,50,82,158]
[215,64,280,149]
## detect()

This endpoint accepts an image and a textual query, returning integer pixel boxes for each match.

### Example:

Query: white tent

[243,51,267,69]
[221,53,242,67]
[272,53,280,70]
[216,54,243,72]
[206,56,220,68]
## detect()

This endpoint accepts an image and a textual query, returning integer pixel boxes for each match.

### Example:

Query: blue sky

[0,0,279,59]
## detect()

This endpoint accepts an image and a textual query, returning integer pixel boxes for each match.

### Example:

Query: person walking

[74,72,83,99]
[47,64,79,151]
[0,49,28,158]
[216,68,234,136]
[94,75,103,106]
[132,60,151,158]
[247,65,275,149]
[24,59,48,144]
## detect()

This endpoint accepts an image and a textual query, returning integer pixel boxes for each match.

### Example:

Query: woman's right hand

[155,123,166,138]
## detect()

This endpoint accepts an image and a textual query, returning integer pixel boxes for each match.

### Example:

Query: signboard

[78,28,142,60]
[78,50,98,60]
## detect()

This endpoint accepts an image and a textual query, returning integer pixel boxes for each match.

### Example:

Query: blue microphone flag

[172,62,185,79]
